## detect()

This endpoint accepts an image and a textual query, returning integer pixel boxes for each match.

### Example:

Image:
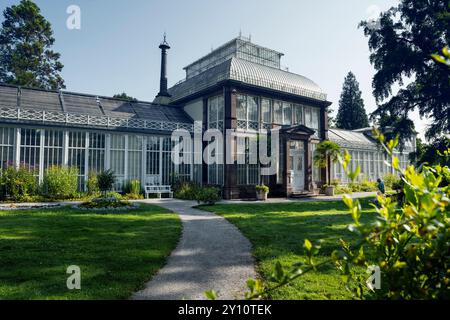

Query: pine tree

[335,72,369,130]
[0,0,65,90]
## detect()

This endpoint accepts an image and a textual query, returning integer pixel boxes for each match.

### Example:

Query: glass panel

[283,103,292,125]
[68,131,86,190]
[247,96,259,122]
[43,130,63,171]
[20,128,41,174]
[88,132,105,173]
[236,95,247,121]
[0,127,14,171]
[261,99,271,123]
[294,104,303,125]
[273,101,282,124]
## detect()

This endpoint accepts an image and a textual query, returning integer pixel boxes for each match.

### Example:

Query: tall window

[43,130,63,171]
[294,104,303,125]
[208,95,224,131]
[128,135,143,181]
[261,99,272,126]
[237,94,259,130]
[273,101,283,124]
[111,134,125,190]
[20,128,41,174]
[177,135,192,183]
[68,131,86,190]
[161,137,175,185]
[236,136,259,185]
[282,103,292,125]
[0,127,14,171]
[146,137,160,185]
[88,132,105,173]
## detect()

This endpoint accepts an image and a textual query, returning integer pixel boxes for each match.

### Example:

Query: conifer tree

[335,72,369,130]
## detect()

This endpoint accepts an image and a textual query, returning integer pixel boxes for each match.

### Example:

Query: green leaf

[204,290,217,300]
[274,261,285,282]
[342,195,353,209]
[304,239,312,252]
[392,157,399,170]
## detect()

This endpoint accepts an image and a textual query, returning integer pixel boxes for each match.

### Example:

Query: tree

[0,0,65,90]
[376,112,416,152]
[335,72,370,130]
[360,0,450,141]
[113,92,138,102]
[97,170,115,196]
[313,140,341,185]
[411,137,450,168]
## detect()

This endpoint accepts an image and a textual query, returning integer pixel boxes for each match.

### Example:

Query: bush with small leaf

[0,165,38,201]
[196,187,221,205]
[173,181,201,200]
[87,172,99,195]
[123,179,143,199]
[97,169,116,195]
[41,166,78,200]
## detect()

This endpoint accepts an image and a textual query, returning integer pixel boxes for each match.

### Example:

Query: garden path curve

[132,199,256,300]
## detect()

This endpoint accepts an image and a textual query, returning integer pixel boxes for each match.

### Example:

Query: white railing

[0,107,194,133]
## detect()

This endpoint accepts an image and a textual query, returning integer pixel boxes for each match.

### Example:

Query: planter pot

[325,186,335,197]
[256,190,269,201]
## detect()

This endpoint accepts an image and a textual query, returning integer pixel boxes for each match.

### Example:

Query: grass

[0,204,181,300]
[200,198,377,300]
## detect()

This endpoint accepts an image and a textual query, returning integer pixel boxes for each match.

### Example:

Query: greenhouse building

[0,35,415,199]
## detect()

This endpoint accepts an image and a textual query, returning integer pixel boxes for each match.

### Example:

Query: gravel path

[132,199,256,300]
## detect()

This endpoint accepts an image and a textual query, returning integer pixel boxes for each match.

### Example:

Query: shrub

[196,187,221,205]
[41,166,78,200]
[255,184,269,193]
[334,185,352,195]
[87,172,99,195]
[0,165,38,201]
[359,176,378,192]
[97,170,116,195]
[104,191,123,201]
[330,179,341,187]
[123,179,142,198]
[173,181,201,200]
[383,173,401,190]
[348,182,361,192]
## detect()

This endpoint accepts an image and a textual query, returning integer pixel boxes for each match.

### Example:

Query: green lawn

[200,199,376,300]
[0,204,181,300]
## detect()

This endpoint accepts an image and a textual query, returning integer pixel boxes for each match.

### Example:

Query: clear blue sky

[0,0,428,138]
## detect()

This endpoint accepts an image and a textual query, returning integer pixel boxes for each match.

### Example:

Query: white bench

[145,185,173,199]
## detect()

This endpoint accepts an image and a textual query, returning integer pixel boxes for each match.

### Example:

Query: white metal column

[124,134,129,183]
[84,132,89,191]
[14,128,21,169]
[159,137,163,185]
[141,136,147,187]
[105,133,111,170]
[38,129,45,184]
[62,130,69,166]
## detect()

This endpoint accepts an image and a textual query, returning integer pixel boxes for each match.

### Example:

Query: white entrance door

[292,149,305,192]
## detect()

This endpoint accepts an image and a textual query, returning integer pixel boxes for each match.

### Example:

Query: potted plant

[313,140,341,197]
[255,184,269,201]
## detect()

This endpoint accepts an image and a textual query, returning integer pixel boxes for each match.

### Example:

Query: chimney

[156,34,171,98]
